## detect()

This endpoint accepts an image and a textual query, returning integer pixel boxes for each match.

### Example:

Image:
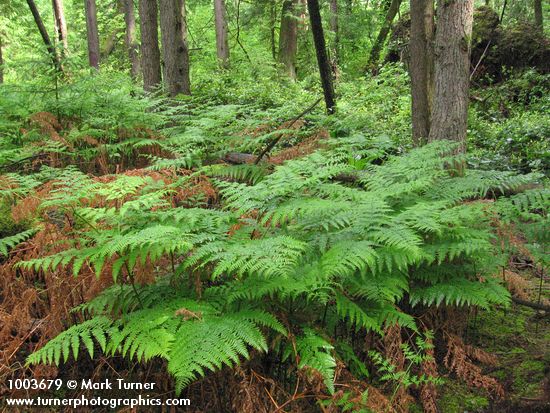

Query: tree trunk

[368,0,402,67]
[213,0,229,68]
[52,0,68,56]
[26,0,61,72]
[500,0,507,22]
[0,34,3,84]
[85,0,100,69]
[278,0,298,79]
[159,0,191,96]
[306,0,336,114]
[270,0,277,60]
[428,0,474,153]
[534,0,543,32]
[329,0,339,67]
[139,0,162,91]
[123,0,141,79]
[409,0,434,146]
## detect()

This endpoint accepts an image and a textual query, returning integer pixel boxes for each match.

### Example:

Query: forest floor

[439,272,550,413]
[1,67,548,412]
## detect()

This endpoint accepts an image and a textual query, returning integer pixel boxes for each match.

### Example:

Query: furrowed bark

[214,0,229,68]
[428,0,474,153]
[278,0,299,79]
[139,0,162,91]
[409,0,434,146]
[124,0,141,79]
[159,0,191,96]
[52,0,68,56]
[85,0,100,69]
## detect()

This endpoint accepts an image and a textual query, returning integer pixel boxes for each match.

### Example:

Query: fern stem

[124,263,144,308]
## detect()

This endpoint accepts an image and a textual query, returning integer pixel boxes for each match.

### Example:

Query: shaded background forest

[0,0,549,412]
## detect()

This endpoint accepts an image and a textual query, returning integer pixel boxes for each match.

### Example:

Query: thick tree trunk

[26,0,61,72]
[306,0,336,114]
[409,0,434,146]
[52,0,68,56]
[278,0,298,79]
[123,0,141,79]
[0,34,3,84]
[213,0,229,68]
[329,0,339,66]
[369,0,402,67]
[428,0,474,153]
[85,0,100,69]
[139,0,162,91]
[159,0,191,96]
[534,0,543,32]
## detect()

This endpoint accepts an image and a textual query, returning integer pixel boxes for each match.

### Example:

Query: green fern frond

[335,293,382,333]
[285,329,336,394]
[0,228,38,256]
[26,317,112,366]
[410,277,510,309]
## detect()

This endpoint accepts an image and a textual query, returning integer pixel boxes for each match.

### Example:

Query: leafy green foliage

[0,228,37,257]
[18,131,533,394]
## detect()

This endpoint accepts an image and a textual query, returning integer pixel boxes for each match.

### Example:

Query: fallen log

[511,297,550,312]
[222,152,258,164]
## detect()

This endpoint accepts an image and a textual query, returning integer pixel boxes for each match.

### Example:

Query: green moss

[513,360,546,397]
[438,381,490,413]
[0,202,28,238]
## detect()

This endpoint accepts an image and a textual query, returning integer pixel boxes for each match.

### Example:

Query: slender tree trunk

[428,0,474,153]
[139,0,162,91]
[329,0,339,67]
[307,0,336,113]
[159,0,191,96]
[26,0,62,71]
[213,0,229,68]
[270,0,277,60]
[369,0,402,67]
[85,0,100,69]
[0,34,3,84]
[500,0,507,22]
[52,0,68,56]
[534,0,543,32]
[123,0,141,79]
[278,0,298,79]
[409,0,434,146]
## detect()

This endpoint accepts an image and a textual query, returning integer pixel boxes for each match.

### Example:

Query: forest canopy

[0,0,548,412]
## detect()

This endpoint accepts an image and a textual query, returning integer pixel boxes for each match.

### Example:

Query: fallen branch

[511,297,550,312]
[254,97,323,164]
[470,40,492,81]
[222,152,257,164]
